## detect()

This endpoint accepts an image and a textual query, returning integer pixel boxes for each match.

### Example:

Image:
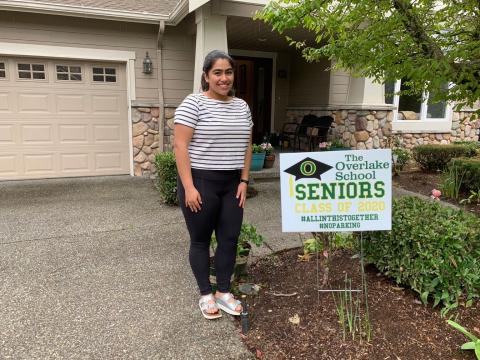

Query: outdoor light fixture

[143,52,153,74]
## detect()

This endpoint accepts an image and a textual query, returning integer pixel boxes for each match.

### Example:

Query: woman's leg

[178,177,221,296]
[214,181,244,293]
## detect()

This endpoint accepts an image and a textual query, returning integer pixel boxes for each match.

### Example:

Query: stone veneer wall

[286,108,479,151]
[131,107,161,176]
[163,107,176,152]
[395,111,480,149]
[286,108,393,150]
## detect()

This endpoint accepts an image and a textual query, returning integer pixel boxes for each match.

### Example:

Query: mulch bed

[238,167,480,359]
[239,248,480,360]
[393,167,480,217]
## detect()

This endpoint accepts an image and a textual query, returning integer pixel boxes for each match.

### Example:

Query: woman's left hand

[236,182,248,208]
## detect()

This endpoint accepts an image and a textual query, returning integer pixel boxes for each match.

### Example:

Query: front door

[234,57,272,144]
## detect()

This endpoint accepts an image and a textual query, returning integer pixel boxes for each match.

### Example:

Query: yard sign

[280,150,392,232]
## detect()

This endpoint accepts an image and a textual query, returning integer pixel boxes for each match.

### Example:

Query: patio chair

[294,115,334,151]
[279,122,298,150]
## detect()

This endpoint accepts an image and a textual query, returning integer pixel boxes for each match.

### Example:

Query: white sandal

[215,292,242,316]
[199,294,222,320]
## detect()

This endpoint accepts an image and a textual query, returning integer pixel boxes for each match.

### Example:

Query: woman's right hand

[185,186,202,213]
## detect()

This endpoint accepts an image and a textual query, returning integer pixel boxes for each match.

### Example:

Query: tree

[257,0,480,111]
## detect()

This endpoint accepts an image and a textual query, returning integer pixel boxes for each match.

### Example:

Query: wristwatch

[240,179,249,185]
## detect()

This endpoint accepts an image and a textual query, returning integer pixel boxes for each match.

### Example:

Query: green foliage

[450,157,480,193]
[329,139,348,150]
[412,144,475,171]
[153,152,178,205]
[257,1,480,112]
[211,223,264,257]
[453,141,480,157]
[303,232,356,255]
[392,148,410,174]
[252,144,265,153]
[363,196,480,312]
[440,165,465,200]
[460,190,480,205]
[447,320,480,359]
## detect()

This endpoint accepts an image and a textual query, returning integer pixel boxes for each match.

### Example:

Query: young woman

[174,50,253,320]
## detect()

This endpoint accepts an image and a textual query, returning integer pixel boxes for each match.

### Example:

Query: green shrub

[449,157,480,193]
[364,196,480,311]
[153,151,178,205]
[453,141,480,157]
[412,144,475,171]
[440,165,466,199]
[392,148,410,174]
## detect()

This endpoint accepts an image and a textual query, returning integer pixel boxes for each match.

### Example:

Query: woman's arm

[236,132,253,208]
[174,124,202,212]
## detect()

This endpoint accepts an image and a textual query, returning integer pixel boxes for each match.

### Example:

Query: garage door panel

[0,92,11,112]
[18,93,51,113]
[0,154,17,175]
[0,57,129,179]
[60,153,89,172]
[0,125,15,144]
[56,94,88,114]
[59,124,89,143]
[23,153,55,174]
[21,124,54,144]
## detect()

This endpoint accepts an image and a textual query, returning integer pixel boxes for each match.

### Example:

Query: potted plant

[210,223,264,286]
[250,144,266,171]
[328,139,350,151]
[261,142,275,168]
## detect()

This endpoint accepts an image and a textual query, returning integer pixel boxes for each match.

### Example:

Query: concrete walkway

[0,176,299,360]
[0,165,447,359]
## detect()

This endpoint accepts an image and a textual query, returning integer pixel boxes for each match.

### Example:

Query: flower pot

[250,152,266,171]
[263,154,275,168]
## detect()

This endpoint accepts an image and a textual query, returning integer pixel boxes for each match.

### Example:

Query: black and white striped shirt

[174,93,253,170]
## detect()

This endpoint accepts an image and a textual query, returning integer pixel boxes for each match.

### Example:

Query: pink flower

[431,189,441,200]
[319,142,328,149]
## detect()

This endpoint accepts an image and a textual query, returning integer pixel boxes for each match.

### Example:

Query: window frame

[55,64,83,82]
[91,65,119,85]
[16,62,48,82]
[389,79,453,132]
[0,59,7,80]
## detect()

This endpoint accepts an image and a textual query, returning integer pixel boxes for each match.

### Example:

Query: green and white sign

[280,150,392,232]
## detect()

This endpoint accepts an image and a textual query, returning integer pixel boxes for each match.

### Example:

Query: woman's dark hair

[200,50,235,96]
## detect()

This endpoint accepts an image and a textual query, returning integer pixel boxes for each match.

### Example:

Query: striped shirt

[174,93,253,170]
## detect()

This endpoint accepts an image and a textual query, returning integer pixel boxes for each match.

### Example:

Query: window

[0,62,5,79]
[56,65,82,81]
[385,79,452,132]
[92,67,117,83]
[18,63,46,80]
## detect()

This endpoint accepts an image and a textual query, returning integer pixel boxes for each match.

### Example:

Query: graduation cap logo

[284,157,333,181]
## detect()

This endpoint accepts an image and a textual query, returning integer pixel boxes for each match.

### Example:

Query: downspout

[157,20,166,151]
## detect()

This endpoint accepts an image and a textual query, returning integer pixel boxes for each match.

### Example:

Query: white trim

[230,49,277,133]
[1,42,136,176]
[0,0,168,24]
[0,42,136,62]
[391,79,453,133]
[169,0,189,25]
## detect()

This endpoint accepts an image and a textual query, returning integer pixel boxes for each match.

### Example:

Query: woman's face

[204,58,234,100]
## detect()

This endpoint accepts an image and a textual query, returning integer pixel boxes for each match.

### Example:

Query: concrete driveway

[0,176,267,360]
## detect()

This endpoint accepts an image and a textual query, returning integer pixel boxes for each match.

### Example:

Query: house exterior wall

[287,54,330,106]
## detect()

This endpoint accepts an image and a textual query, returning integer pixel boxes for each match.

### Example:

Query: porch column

[346,76,385,106]
[193,3,228,93]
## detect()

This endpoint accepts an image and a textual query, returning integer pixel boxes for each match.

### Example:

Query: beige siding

[288,54,330,106]
[273,52,290,132]
[0,11,196,104]
[329,67,350,104]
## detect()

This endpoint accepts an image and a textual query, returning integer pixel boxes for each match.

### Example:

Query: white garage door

[0,57,130,180]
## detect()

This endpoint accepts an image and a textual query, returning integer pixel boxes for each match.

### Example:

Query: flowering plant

[252,144,265,153]
[260,142,274,155]
[431,188,441,201]
[318,141,331,151]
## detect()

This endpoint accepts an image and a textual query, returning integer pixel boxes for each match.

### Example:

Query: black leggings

[177,169,243,296]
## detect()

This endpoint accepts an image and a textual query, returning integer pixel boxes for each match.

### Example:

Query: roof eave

[0,0,170,24]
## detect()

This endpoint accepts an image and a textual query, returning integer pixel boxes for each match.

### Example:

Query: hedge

[153,151,178,205]
[449,157,480,192]
[412,144,476,171]
[363,196,480,311]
